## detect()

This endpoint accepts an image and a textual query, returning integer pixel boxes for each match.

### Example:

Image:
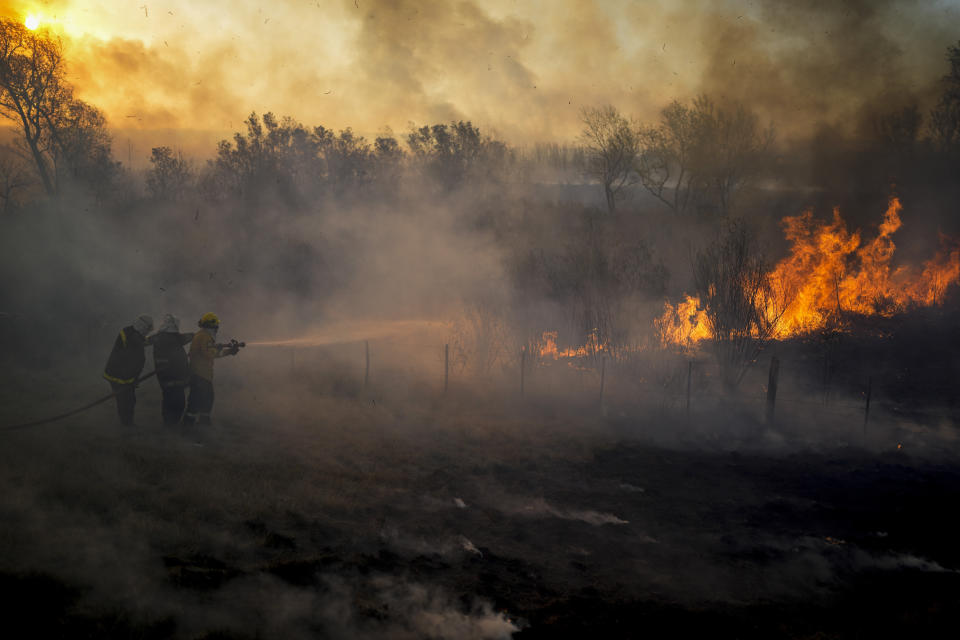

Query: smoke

[3,2,960,636]
[503,496,629,526]
[319,574,519,640]
[5,0,957,152]
[694,0,957,139]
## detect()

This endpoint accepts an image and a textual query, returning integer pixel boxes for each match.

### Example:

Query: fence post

[520,346,526,397]
[444,343,449,394]
[686,360,692,418]
[599,356,606,410]
[863,376,873,436]
[822,351,831,406]
[766,356,780,426]
[364,340,370,389]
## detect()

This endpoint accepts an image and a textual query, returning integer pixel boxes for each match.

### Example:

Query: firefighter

[152,314,194,425]
[103,314,153,426]
[184,312,238,425]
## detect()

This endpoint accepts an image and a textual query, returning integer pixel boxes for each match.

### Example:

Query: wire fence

[247,335,960,431]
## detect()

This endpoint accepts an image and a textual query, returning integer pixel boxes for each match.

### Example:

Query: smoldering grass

[506,497,629,526]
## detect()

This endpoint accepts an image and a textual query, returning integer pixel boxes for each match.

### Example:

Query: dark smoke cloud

[696,0,959,138]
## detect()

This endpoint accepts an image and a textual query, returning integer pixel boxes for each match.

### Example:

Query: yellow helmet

[199,312,220,328]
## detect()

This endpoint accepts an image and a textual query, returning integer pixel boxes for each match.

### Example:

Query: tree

[1,18,117,198]
[208,112,293,202]
[871,104,922,152]
[579,105,638,214]
[693,220,787,390]
[636,96,773,217]
[0,17,64,194]
[0,144,31,214]
[46,97,117,197]
[315,126,374,196]
[930,41,960,155]
[146,146,193,201]
[407,121,508,190]
[372,132,405,188]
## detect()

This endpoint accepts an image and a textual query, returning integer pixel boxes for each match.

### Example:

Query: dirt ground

[2,360,960,639]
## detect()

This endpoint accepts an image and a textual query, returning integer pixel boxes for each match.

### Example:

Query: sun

[24,15,40,30]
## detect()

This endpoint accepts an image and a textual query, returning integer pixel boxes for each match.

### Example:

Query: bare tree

[871,104,922,152]
[635,100,700,215]
[694,219,787,390]
[636,96,773,217]
[0,17,64,194]
[930,41,960,154]
[1,18,117,199]
[579,105,638,214]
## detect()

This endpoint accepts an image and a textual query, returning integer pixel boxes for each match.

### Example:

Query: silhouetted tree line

[2,17,959,223]
[140,113,514,209]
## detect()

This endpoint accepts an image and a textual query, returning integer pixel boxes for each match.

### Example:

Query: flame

[909,235,960,306]
[534,329,608,364]
[659,198,960,347]
[655,295,711,350]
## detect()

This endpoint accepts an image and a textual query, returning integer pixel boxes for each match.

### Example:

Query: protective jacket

[189,329,221,382]
[104,325,147,384]
[153,331,194,387]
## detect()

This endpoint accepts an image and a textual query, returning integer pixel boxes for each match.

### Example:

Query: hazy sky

[4,0,959,155]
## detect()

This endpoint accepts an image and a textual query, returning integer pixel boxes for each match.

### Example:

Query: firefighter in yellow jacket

[183,313,239,425]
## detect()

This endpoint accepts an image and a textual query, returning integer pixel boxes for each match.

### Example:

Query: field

[3,351,960,640]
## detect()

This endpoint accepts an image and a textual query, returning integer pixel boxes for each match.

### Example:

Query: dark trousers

[109,381,136,426]
[185,375,214,425]
[159,381,186,426]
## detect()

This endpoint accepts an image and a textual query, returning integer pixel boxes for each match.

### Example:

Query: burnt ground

[2,361,960,639]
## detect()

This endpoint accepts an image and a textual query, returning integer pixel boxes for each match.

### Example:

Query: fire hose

[1,370,157,431]
[2,340,245,431]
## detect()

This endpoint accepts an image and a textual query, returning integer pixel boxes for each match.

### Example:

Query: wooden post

[766,356,780,426]
[444,343,449,394]
[520,346,526,397]
[822,351,830,405]
[599,356,606,409]
[863,376,873,436]
[686,360,692,418]
[364,340,370,389]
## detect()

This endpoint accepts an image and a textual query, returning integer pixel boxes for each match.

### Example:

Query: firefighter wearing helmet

[103,314,154,425]
[152,314,195,426]
[183,312,239,425]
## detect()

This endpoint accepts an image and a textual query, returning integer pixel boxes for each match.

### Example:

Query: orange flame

[535,329,608,363]
[655,295,711,350]
[659,198,960,347]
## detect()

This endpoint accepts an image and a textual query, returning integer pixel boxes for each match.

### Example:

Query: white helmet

[158,314,180,333]
[132,314,153,336]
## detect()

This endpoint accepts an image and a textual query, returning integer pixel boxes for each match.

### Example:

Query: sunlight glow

[24,15,40,30]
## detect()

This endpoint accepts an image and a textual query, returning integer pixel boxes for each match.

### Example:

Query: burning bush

[691,219,786,390]
[659,198,960,360]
